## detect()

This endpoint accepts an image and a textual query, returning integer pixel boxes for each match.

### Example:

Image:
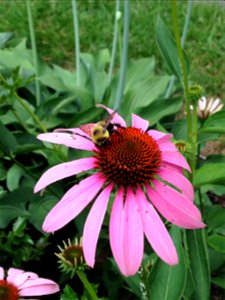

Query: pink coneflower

[34,105,205,277]
[0,266,59,299]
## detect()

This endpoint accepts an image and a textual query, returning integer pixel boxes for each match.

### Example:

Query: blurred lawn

[0,0,225,98]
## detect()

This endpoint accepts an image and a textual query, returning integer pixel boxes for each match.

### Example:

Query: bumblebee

[91,110,117,147]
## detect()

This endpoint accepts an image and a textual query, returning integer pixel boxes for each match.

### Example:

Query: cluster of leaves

[0,15,225,299]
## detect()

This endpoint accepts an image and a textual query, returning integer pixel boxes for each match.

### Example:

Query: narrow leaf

[148,226,187,300]
[186,229,210,300]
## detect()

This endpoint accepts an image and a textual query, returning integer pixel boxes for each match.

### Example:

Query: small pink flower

[0,266,59,299]
[34,105,205,277]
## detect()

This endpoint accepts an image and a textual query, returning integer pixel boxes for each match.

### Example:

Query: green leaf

[211,276,225,289]
[0,205,29,228]
[6,164,24,191]
[0,120,17,154]
[204,205,225,231]
[194,163,225,187]
[0,32,13,48]
[138,97,182,125]
[60,285,79,300]
[124,57,155,93]
[208,234,225,253]
[156,17,189,81]
[28,195,59,232]
[148,227,187,300]
[124,75,171,114]
[186,229,210,300]
[200,110,225,134]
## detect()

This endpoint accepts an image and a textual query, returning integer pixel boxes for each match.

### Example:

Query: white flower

[196,96,223,119]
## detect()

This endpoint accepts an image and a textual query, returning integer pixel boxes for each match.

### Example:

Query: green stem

[11,108,31,133]
[171,0,195,179]
[114,0,130,110]
[76,270,98,300]
[165,0,193,98]
[26,0,41,106]
[71,0,81,87]
[14,92,47,132]
[108,0,120,85]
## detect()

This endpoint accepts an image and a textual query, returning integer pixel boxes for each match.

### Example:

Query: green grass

[0,0,225,99]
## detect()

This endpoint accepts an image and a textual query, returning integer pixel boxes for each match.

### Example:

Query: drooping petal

[13,272,38,287]
[96,104,127,127]
[109,188,126,274]
[136,187,178,265]
[146,181,205,229]
[131,114,149,131]
[83,184,114,268]
[42,174,105,232]
[0,267,4,279]
[122,188,144,276]
[19,278,59,296]
[161,150,191,171]
[7,268,24,284]
[34,157,96,193]
[158,165,194,202]
[148,130,172,141]
[37,132,95,151]
[109,188,144,277]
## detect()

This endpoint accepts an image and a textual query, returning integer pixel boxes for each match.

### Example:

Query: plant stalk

[114,0,130,110]
[76,270,98,300]
[108,0,120,85]
[26,0,41,106]
[165,0,193,98]
[71,0,81,87]
[171,0,196,179]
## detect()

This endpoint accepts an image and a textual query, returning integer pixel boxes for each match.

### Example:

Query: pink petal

[37,132,95,151]
[109,188,144,277]
[42,174,105,232]
[162,151,191,171]
[146,181,205,229]
[161,161,183,174]
[157,135,178,152]
[122,188,144,276]
[34,157,96,193]
[14,272,38,287]
[148,130,172,141]
[7,268,25,284]
[158,165,194,202]
[131,114,149,131]
[109,188,126,274]
[96,104,127,127]
[0,267,4,279]
[83,184,114,268]
[19,278,59,296]
[136,187,178,265]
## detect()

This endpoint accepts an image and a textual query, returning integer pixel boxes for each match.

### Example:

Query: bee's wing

[80,123,95,137]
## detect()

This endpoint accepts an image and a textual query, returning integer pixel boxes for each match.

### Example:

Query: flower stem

[165,0,193,98]
[76,269,98,300]
[26,0,41,106]
[114,0,130,110]
[14,92,47,133]
[71,0,81,87]
[171,0,196,180]
[108,0,120,85]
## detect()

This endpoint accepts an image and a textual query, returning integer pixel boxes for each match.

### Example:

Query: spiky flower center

[96,127,162,186]
[0,280,19,300]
